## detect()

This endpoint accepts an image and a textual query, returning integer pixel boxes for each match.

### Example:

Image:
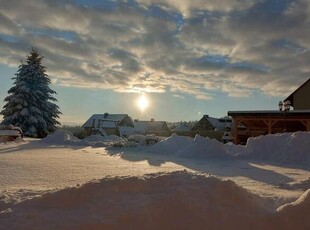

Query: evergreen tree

[1,48,61,137]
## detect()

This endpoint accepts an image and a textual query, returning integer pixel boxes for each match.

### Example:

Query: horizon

[1,0,309,125]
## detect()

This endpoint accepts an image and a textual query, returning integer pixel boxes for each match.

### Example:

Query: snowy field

[1,130,310,229]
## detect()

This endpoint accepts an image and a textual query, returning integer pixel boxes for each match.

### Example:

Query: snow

[147,131,310,167]
[239,132,310,167]
[0,131,310,229]
[176,135,228,159]
[41,129,81,145]
[148,133,192,155]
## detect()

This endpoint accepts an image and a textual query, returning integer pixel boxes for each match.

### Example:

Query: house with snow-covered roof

[133,118,169,134]
[191,115,233,132]
[82,113,134,136]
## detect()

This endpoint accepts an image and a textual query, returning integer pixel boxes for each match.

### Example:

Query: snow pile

[240,132,310,166]
[41,130,82,145]
[1,170,309,229]
[40,130,310,166]
[127,134,158,146]
[148,133,192,155]
[40,131,126,147]
[176,135,228,159]
[127,134,148,144]
[82,135,125,147]
[279,177,310,191]
[82,134,107,142]
[276,190,310,229]
[149,134,229,159]
[148,132,310,167]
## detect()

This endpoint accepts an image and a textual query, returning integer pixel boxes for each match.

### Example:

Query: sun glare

[137,95,149,111]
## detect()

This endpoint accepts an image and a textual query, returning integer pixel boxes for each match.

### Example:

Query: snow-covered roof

[228,110,310,116]
[207,116,232,130]
[172,125,191,132]
[134,120,168,132]
[82,113,133,128]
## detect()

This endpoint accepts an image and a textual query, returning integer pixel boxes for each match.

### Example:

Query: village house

[191,115,233,132]
[133,118,170,135]
[82,113,135,136]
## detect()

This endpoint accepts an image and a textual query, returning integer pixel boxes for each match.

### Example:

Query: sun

[137,94,149,111]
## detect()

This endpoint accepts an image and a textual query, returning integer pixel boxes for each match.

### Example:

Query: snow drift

[82,134,124,147]
[176,135,228,159]
[148,133,193,155]
[149,132,310,167]
[1,171,310,230]
[38,130,310,167]
[239,132,310,167]
[40,130,82,145]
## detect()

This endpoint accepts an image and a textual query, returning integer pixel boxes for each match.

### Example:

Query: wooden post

[233,118,239,144]
[300,120,310,131]
[262,120,275,134]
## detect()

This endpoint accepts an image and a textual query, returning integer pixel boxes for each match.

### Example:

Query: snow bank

[1,171,309,230]
[41,130,82,145]
[148,133,192,155]
[176,135,228,159]
[81,134,125,146]
[148,132,310,167]
[240,132,310,167]
[40,131,126,147]
[127,134,158,146]
[40,131,310,167]
[279,177,310,191]
[149,134,229,159]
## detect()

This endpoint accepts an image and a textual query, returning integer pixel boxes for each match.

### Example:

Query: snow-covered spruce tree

[0,48,61,137]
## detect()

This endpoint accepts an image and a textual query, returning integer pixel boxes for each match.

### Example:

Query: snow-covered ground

[1,130,310,229]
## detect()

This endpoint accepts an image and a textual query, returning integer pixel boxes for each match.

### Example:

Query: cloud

[0,0,310,100]
[136,0,256,17]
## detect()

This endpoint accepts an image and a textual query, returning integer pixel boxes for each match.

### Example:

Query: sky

[0,0,310,125]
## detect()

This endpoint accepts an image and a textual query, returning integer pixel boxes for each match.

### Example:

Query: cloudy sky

[0,0,310,125]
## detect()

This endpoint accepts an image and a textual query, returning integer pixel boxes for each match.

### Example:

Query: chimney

[151,118,155,122]
[104,113,109,118]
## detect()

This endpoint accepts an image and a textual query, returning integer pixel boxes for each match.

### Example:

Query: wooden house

[191,115,214,131]
[191,115,233,131]
[82,113,134,136]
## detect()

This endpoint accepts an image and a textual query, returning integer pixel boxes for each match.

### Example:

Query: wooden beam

[233,118,239,144]
[261,120,278,134]
[300,120,310,131]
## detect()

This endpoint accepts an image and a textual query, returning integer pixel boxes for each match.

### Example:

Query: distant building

[133,119,169,134]
[82,113,134,136]
[191,115,233,132]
